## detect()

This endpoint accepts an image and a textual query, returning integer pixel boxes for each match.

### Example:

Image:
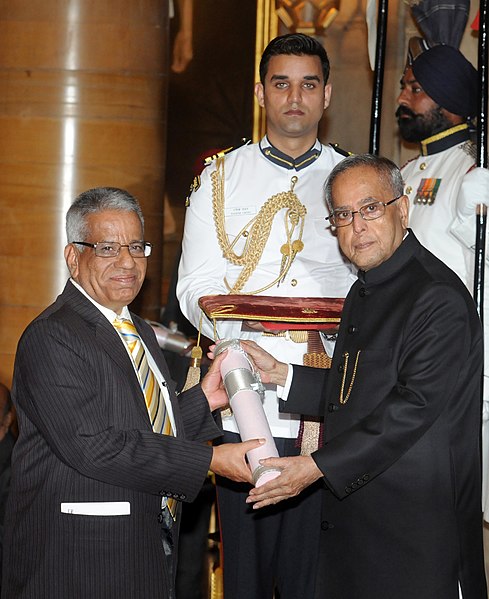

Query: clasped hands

[204,340,324,507]
[241,340,323,508]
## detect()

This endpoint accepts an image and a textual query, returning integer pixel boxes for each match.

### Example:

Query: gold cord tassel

[182,314,204,391]
[181,345,202,391]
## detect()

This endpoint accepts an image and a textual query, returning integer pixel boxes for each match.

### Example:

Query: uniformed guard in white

[177,33,355,599]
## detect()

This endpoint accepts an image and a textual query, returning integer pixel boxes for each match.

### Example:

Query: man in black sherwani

[244,154,487,599]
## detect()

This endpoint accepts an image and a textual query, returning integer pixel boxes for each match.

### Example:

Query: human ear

[323,83,332,109]
[64,244,80,278]
[254,82,265,108]
[398,195,409,228]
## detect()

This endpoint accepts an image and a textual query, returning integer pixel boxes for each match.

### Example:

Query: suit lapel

[61,280,185,434]
[61,281,152,427]
[132,314,185,436]
[97,320,154,428]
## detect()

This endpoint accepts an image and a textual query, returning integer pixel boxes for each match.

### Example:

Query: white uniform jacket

[177,138,355,438]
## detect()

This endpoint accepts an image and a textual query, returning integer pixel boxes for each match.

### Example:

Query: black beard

[396,105,453,143]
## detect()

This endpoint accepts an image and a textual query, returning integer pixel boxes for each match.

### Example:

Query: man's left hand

[246,455,323,509]
[201,351,229,411]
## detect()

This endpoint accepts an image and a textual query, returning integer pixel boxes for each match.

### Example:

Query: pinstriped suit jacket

[2,281,221,599]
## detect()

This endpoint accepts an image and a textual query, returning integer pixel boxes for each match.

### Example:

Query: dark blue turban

[412,44,478,118]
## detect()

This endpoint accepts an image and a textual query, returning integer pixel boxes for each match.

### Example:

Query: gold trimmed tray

[198,294,344,331]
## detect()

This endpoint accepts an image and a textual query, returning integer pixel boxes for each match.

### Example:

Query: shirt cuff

[276,364,294,400]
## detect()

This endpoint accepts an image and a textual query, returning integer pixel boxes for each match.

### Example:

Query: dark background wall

[166,0,256,206]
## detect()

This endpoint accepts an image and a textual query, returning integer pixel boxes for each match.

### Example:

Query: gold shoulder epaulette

[329,143,353,158]
[204,146,233,166]
[203,138,250,166]
[185,139,251,207]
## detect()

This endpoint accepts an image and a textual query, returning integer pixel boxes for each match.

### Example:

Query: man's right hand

[240,340,289,387]
[210,439,265,484]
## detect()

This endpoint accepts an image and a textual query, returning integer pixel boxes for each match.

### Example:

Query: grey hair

[66,187,144,244]
[324,154,404,212]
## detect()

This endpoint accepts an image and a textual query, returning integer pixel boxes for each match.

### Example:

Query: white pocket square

[60,501,131,516]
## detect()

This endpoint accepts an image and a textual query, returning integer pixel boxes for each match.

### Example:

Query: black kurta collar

[357,230,419,286]
[419,123,470,156]
[259,137,322,171]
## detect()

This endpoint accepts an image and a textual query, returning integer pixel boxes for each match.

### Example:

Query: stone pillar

[0,1,168,385]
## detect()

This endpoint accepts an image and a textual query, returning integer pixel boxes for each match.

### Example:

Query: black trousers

[176,477,215,599]
[160,506,175,599]
[216,432,323,599]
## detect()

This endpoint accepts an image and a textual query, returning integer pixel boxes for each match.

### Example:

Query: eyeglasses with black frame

[326,195,403,228]
[73,241,152,258]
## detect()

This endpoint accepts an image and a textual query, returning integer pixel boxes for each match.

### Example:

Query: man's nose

[115,246,137,266]
[397,88,409,106]
[288,84,302,104]
[351,211,367,233]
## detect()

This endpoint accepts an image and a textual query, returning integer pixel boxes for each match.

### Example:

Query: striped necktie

[113,317,176,519]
